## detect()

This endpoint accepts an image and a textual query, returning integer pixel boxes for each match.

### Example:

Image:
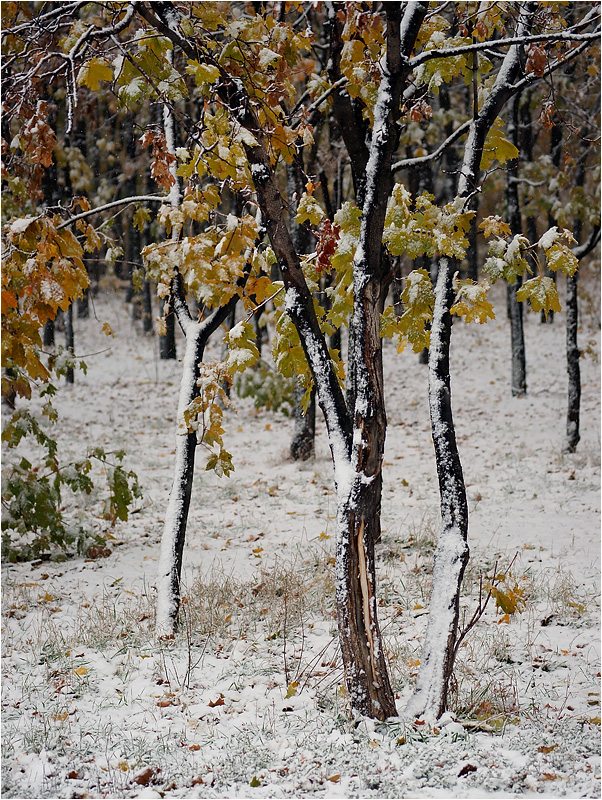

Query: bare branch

[410,28,601,69]
[55,196,165,230]
[392,120,470,174]
[574,226,601,261]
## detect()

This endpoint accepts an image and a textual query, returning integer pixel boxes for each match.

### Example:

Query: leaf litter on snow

[1,282,600,797]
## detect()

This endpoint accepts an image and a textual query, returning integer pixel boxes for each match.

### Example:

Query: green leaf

[516,276,562,314]
[77,58,113,91]
[249,776,261,787]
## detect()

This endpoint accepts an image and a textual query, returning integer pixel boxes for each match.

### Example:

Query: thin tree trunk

[405,257,469,719]
[156,278,247,634]
[406,3,535,719]
[160,298,177,360]
[65,303,74,384]
[290,384,316,460]
[287,159,316,460]
[43,319,55,348]
[565,270,580,452]
[541,117,562,323]
[506,93,527,397]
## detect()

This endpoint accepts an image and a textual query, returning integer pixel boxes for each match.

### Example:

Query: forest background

[1,1,601,797]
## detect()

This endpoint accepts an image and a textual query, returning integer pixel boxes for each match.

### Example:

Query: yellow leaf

[327,774,341,783]
[74,666,88,676]
[77,58,113,91]
[481,118,519,169]
[479,215,512,238]
[102,322,114,337]
[285,682,299,699]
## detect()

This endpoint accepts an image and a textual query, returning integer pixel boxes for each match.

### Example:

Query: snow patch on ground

[2,280,600,797]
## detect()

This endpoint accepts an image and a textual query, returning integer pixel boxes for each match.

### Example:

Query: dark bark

[160,296,177,359]
[565,270,580,452]
[290,384,316,461]
[287,159,317,460]
[65,304,74,384]
[541,117,562,323]
[43,319,55,348]
[506,92,527,397]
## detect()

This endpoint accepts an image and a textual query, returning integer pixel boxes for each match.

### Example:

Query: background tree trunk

[506,92,527,397]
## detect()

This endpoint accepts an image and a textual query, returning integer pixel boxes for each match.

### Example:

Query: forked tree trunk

[140,0,427,719]
[156,278,245,634]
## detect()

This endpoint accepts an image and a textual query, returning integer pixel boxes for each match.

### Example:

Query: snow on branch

[55,196,164,230]
[409,28,601,70]
[392,120,470,174]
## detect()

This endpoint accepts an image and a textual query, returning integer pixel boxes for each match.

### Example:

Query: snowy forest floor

[2,272,600,799]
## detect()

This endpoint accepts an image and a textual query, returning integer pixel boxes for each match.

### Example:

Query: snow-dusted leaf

[451,279,495,324]
[516,276,562,314]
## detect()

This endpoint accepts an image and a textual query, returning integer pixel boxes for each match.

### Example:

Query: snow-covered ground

[2,274,600,798]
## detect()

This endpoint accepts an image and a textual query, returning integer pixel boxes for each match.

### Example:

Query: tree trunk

[156,278,245,635]
[160,298,177,360]
[565,271,580,452]
[406,3,535,719]
[290,383,316,461]
[156,310,205,634]
[43,319,55,348]
[65,303,74,384]
[506,93,527,397]
[541,117,562,323]
[287,160,316,460]
[405,257,469,719]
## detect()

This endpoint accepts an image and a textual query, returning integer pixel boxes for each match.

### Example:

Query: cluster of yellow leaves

[482,220,579,315]
[177,108,254,190]
[384,185,474,260]
[2,215,90,398]
[183,362,234,477]
[451,277,495,324]
[480,118,519,170]
[338,5,384,120]
[380,269,434,354]
[144,195,259,309]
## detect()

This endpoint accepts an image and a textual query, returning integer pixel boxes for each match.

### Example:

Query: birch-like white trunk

[156,320,202,635]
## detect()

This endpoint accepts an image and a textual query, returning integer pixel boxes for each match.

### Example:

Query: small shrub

[1,408,141,561]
